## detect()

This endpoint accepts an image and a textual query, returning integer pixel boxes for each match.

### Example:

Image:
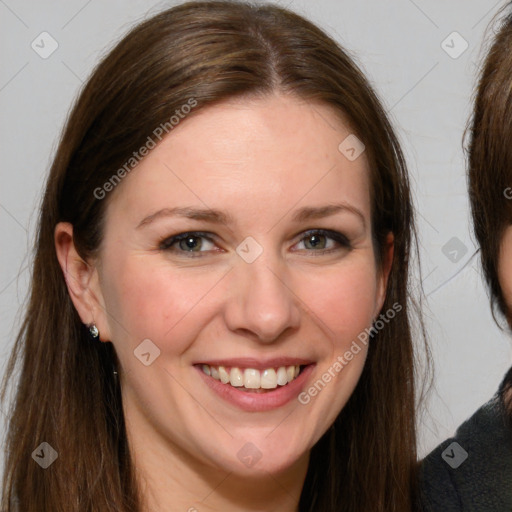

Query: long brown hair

[467,4,512,412]
[467,5,512,326]
[1,2,421,510]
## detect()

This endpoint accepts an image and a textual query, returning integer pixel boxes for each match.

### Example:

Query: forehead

[105,94,371,226]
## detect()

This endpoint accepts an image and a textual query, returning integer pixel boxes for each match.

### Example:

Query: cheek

[100,256,226,352]
[304,260,379,342]
[294,261,376,428]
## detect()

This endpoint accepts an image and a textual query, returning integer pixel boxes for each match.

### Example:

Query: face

[73,95,391,477]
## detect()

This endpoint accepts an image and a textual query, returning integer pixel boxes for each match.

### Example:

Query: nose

[223,256,301,343]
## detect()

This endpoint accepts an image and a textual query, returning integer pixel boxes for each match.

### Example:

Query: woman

[1,1,422,510]
[420,7,512,511]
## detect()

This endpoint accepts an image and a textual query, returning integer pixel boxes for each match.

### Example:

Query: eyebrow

[137,207,231,228]
[291,203,366,228]
[137,202,366,229]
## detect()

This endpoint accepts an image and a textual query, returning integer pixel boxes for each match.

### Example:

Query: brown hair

[467,5,512,325]
[1,2,421,510]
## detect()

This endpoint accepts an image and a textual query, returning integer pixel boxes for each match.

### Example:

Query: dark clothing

[420,368,512,511]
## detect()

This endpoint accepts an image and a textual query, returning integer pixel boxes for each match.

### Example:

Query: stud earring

[88,323,99,340]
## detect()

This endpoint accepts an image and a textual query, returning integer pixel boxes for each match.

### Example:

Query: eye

[293,229,351,253]
[159,232,218,255]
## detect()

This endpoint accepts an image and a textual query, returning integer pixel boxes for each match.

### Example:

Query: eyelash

[159,231,218,256]
[294,229,351,254]
[159,229,351,257]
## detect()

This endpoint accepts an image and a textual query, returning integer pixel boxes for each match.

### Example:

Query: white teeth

[210,366,220,380]
[260,368,277,389]
[201,364,302,390]
[229,367,244,387]
[218,366,230,384]
[276,367,288,386]
[244,368,260,389]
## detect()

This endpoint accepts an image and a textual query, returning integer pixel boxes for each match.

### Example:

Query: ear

[54,222,111,341]
[375,232,394,315]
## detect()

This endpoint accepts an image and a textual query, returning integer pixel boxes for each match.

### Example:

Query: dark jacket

[420,368,512,511]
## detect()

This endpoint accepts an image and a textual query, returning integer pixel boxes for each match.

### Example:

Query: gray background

[1,0,511,457]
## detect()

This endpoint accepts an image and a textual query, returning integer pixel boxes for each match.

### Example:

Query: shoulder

[419,379,512,511]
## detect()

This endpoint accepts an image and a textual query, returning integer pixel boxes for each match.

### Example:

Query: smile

[201,364,302,392]
[194,358,315,411]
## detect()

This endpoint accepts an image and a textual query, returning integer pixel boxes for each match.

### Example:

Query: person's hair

[467,4,512,414]
[467,5,512,326]
[1,2,421,510]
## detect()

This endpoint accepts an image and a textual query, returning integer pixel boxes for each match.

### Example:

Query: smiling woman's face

[85,94,390,477]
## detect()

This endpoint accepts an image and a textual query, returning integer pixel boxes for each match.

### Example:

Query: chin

[204,432,311,477]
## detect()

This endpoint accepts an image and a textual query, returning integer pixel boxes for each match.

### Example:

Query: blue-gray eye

[160,232,216,253]
[296,230,350,251]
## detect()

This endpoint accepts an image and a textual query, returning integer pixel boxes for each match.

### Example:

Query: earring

[88,323,99,340]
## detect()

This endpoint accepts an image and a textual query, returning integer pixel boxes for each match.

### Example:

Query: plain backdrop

[1,0,511,459]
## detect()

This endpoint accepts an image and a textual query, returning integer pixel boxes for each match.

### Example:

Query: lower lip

[195,364,315,412]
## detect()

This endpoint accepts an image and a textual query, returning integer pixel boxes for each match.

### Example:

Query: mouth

[198,363,305,393]
[193,358,315,412]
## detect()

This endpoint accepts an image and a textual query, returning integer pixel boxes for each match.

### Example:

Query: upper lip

[194,357,315,370]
